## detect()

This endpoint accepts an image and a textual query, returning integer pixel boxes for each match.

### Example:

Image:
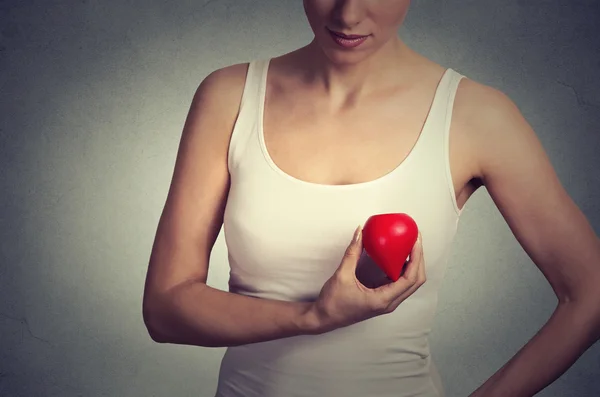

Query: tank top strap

[412,68,464,154]
[442,69,465,138]
[417,68,464,141]
[228,59,270,172]
[430,68,465,217]
[442,69,465,215]
[406,68,465,216]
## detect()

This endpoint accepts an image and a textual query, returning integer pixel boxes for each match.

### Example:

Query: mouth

[327,28,369,40]
[326,28,370,49]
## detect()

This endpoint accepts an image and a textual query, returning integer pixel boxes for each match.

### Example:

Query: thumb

[340,225,363,272]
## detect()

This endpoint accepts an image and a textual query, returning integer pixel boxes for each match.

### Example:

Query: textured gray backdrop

[1,0,599,396]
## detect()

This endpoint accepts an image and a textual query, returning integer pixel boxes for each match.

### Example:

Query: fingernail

[353,225,362,243]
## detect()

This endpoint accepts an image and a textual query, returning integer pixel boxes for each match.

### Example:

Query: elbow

[145,321,169,344]
[142,295,170,344]
[561,283,600,340]
[142,281,215,347]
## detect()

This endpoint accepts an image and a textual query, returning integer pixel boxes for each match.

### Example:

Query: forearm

[469,299,600,397]
[145,281,319,348]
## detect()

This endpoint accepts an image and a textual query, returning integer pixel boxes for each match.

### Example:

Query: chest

[262,84,477,211]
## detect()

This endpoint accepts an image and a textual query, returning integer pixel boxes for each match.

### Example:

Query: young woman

[142,1,600,396]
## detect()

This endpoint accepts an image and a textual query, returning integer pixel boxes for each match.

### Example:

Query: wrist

[297,302,324,335]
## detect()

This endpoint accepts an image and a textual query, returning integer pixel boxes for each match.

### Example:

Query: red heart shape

[362,213,419,282]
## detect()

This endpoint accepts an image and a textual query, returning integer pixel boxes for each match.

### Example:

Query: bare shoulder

[452,76,533,182]
[453,77,518,123]
[191,62,250,127]
[181,62,250,165]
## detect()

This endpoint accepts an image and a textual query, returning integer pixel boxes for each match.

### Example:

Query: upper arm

[464,80,600,303]
[143,63,248,302]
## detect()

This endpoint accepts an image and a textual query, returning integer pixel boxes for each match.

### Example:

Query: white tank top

[217,59,465,397]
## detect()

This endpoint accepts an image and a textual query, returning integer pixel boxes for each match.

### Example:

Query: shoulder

[175,62,252,168]
[181,62,251,150]
[191,62,250,116]
[454,76,520,125]
[452,75,534,181]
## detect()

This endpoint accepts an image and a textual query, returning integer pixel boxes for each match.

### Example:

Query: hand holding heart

[309,216,426,334]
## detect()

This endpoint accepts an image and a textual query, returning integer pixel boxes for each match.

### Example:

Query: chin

[324,51,371,66]
[313,41,378,66]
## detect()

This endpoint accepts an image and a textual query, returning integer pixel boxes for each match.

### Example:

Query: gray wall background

[1,0,599,396]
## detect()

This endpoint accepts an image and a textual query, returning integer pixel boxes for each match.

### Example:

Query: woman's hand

[308,225,426,334]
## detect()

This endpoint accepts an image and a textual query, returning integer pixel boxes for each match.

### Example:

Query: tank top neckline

[256,58,454,190]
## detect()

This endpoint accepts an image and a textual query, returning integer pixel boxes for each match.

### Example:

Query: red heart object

[362,213,419,282]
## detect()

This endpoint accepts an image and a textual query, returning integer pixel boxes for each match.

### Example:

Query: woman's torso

[214,49,482,397]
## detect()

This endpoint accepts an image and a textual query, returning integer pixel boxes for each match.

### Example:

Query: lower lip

[328,30,368,49]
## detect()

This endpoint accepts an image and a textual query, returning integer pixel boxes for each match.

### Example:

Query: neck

[301,36,412,107]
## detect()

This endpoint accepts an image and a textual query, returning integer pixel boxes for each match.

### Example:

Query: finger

[339,225,363,274]
[373,265,417,302]
[387,279,420,312]
[374,234,422,301]
[418,233,426,281]
[408,232,423,274]
[387,235,426,309]
[389,248,426,308]
[400,236,422,283]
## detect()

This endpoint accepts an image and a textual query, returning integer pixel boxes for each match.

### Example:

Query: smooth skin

[143,1,600,396]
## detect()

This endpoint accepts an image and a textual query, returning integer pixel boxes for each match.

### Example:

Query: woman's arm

[144,280,318,347]
[143,64,317,347]
[458,79,600,397]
